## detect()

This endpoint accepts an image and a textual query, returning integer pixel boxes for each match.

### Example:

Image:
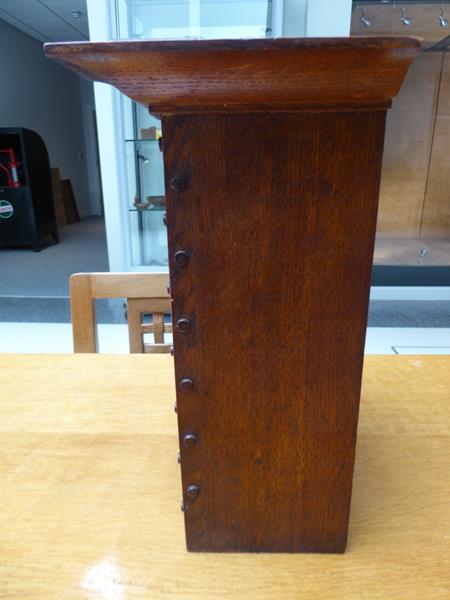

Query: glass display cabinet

[112,0,276,268]
[351,0,450,286]
[123,104,166,267]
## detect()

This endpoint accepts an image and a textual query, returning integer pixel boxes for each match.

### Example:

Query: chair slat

[70,273,172,354]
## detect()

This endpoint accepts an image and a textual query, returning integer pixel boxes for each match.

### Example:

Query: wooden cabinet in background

[377,52,450,239]
[352,8,450,242]
[51,168,66,228]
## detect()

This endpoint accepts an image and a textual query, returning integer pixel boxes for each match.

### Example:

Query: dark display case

[0,128,58,251]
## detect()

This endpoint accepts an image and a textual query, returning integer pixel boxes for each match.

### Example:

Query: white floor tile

[97,324,133,353]
[364,329,396,354]
[0,323,129,354]
[393,346,450,355]
[1,323,450,356]
[365,327,450,355]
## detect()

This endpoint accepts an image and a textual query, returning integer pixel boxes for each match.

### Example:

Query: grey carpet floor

[1,219,449,326]
[0,297,127,323]
[368,300,450,327]
[0,217,108,297]
[0,216,168,324]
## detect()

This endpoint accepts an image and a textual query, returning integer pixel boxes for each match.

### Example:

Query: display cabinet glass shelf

[113,0,274,268]
[124,132,166,266]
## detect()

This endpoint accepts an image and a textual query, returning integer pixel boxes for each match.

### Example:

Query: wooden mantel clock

[45,37,420,553]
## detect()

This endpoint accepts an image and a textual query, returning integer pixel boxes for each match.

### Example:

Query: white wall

[0,18,92,217]
[306,0,352,37]
[79,77,103,216]
[283,0,307,36]
[87,0,130,271]
[282,0,352,37]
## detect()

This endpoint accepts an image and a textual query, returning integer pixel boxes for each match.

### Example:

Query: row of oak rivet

[168,175,201,510]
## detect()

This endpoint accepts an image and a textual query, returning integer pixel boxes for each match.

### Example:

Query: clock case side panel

[163,110,386,553]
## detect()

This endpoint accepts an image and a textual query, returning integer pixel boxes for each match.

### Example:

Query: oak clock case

[45,37,420,553]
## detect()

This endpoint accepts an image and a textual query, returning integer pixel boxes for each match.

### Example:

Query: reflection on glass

[125,137,167,267]
[115,0,273,267]
[351,2,450,269]
[117,0,272,40]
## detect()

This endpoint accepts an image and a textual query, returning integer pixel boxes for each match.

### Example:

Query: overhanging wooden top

[44,37,421,114]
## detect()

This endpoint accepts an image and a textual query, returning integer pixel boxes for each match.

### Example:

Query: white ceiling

[0,0,89,42]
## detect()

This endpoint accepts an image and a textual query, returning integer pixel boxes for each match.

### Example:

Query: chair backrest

[70,272,171,353]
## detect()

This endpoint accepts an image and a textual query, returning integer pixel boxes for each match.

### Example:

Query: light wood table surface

[0,354,449,599]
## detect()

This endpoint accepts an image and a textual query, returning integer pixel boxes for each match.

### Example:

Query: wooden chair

[70,272,172,353]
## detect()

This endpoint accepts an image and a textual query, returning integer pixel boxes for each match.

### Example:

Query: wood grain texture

[377,52,441,237]
[0,354,449,599]
[421,54,450,238]
[421,176,450,238]
[375,50,450,240]
[164,111,386,552]
[43,37,421,113]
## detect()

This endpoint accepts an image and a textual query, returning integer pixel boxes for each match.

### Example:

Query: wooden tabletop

[0,354,449,599]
